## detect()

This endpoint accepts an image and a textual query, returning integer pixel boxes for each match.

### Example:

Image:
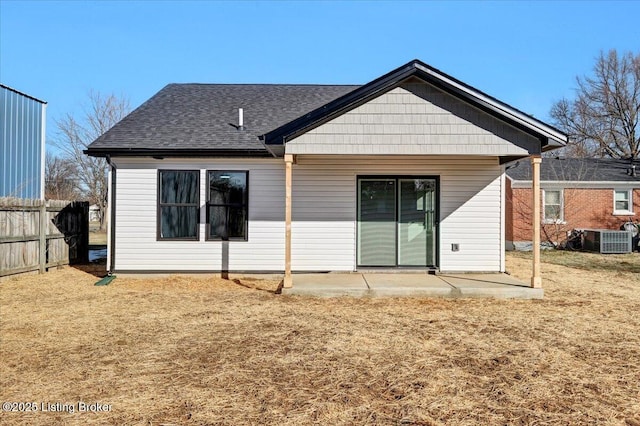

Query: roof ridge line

[167,83,362,87]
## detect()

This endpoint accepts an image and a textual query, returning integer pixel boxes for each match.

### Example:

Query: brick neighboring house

[506,158,640,250]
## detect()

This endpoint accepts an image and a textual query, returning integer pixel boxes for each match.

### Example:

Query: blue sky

[1,1,638,151]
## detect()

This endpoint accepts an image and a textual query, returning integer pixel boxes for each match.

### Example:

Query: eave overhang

[84,148,273,158]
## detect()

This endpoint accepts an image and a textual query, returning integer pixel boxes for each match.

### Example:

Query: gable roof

[507,158,640,183]
[86,59,568,158]
[86,84,359,157]
[264,60,568,150]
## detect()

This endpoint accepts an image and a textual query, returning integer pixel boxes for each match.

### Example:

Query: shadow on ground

[71,245,107,277]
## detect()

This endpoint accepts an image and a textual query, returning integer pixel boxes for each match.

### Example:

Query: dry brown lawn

[1,254,639,425]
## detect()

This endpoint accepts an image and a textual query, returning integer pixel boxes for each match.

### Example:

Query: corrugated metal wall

[0,85,46,199]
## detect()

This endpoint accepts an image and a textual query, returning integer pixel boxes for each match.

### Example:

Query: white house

[86,60,567,288]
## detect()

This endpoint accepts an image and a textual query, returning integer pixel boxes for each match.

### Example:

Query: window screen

[614,190,631,212]
[544,190,563,221]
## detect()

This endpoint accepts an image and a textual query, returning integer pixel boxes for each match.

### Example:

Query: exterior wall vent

[582,229,632,254]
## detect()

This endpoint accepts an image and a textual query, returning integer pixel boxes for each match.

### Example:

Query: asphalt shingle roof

[87,84,360,154]
[506,158,640,182]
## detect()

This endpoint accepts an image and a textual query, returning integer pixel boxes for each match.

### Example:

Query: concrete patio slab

[437,274,543,299]
[364,273,453,297]
[282,272,543,299]
[281,273,369,297]
[439,273,530,288]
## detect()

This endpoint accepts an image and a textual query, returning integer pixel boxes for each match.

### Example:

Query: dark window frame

[157,169,200,241]
[206,170,249,241]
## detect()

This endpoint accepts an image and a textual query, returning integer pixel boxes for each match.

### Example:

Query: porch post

[284,154,294,288]
[531,156,542,288]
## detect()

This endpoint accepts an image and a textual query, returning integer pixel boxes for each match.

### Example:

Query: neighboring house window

[158,170,200,240]
[543,189,563,223]
[614,189,633,214]
[207,171,248,240]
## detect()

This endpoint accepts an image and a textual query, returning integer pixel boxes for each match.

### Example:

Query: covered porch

[281,154,545,294]
[266,61,568,295]
[281,272,542,299]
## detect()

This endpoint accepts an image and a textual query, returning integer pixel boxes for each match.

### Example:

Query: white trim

[613,188,634,215]
[500,169,506,272]
[511,180,640,189]
[106,167,112,271]
[542,188,564,223]
[351,173,357,271]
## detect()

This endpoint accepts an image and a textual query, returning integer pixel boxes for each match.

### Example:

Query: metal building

[0,84,47,199]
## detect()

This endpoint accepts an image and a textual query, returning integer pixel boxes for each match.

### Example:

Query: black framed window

[158,170,200,240]
[207,171,248,240]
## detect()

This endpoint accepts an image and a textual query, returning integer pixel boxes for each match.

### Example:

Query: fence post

[39,201,47,273]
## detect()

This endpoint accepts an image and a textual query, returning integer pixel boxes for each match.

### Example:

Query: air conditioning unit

[582,229,633,254]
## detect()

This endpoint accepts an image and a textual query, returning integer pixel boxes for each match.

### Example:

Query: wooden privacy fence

[0,198,89,278]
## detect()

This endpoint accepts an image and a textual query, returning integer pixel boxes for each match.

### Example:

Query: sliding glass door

[357,177,437,268]
[357,179,397,266]
[398,179,436,266]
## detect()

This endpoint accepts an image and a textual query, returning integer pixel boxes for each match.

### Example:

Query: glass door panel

[398,179,436,267]
[357,179,396,266]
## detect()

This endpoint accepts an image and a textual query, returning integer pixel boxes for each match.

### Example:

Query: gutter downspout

[105,155,117,274]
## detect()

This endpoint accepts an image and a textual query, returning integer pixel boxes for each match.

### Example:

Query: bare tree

[550,49,640,159]
[53,91,130,229]
[508,159,599,248]
[44,152,81,200]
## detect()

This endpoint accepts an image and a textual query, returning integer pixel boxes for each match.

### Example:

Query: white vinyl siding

[112,158,285,271]
[291,156,503,272]
[286,80,540,157]
[111,156,504,273]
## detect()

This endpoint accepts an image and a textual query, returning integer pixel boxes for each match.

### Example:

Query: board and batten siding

[292,156,504,272]
[111,158,285,271]
[285,79,540,157]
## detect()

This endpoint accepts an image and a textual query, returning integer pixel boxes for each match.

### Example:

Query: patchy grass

[1,254,639,425]
[510,249,640,274]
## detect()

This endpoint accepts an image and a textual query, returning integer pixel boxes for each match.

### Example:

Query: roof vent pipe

[632,164,637,177]
[238,108,244,130]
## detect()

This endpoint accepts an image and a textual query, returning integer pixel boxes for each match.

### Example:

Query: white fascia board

[416,63,568,145]
[510,180,640,189]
